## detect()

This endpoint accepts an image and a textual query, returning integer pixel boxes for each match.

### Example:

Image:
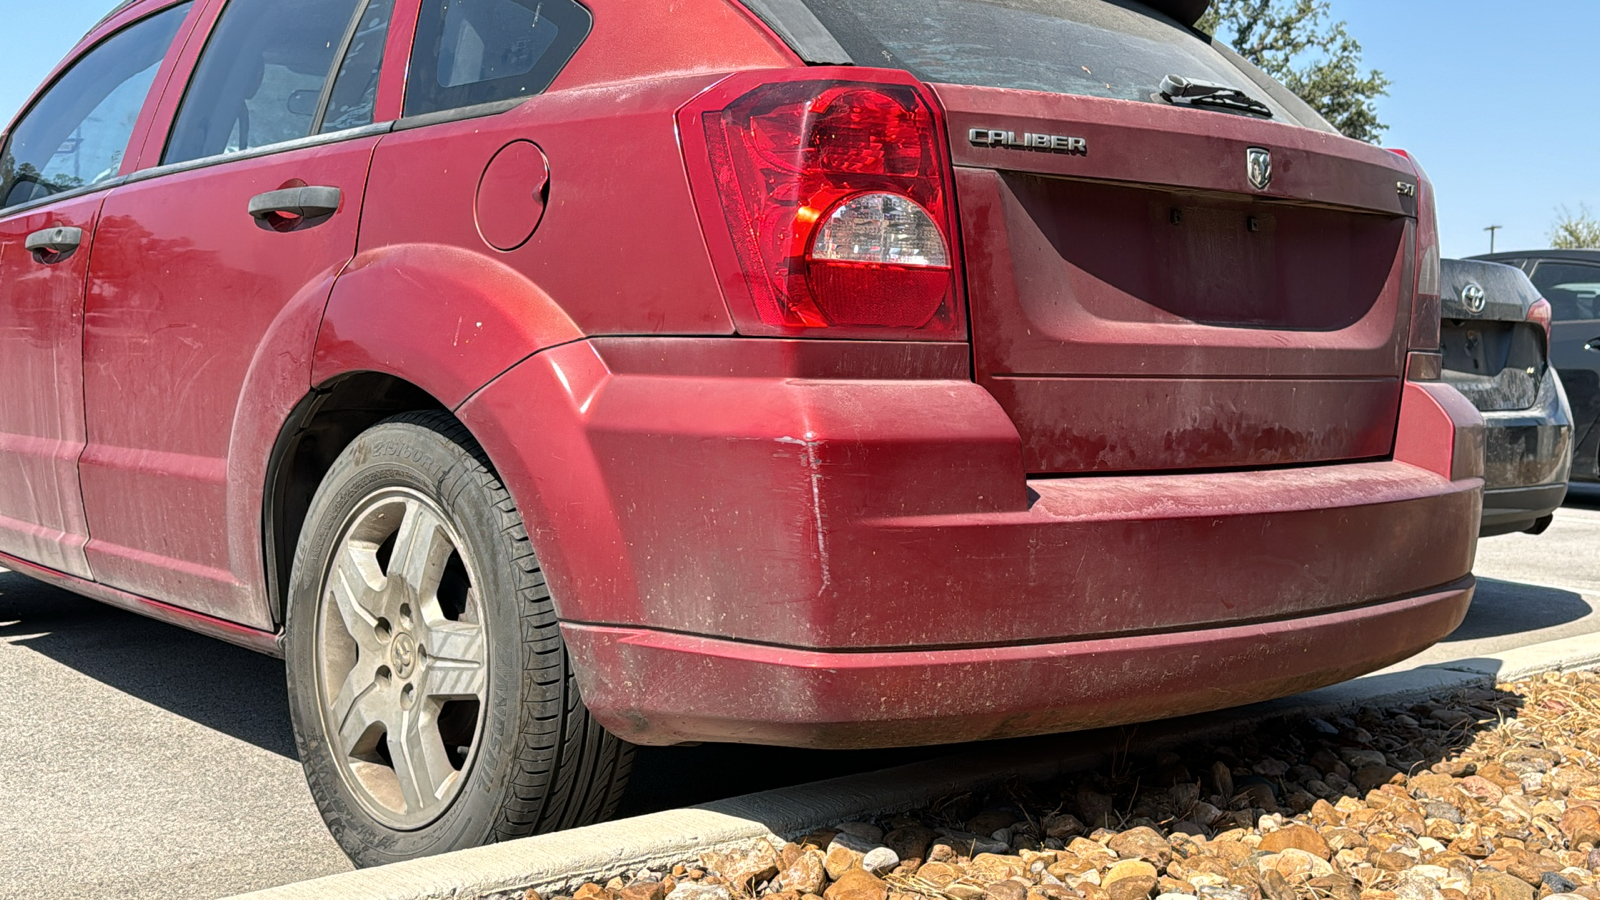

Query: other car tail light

[679,69,964,338]
[1390,149,1440,354]
[1529,297,1553,345]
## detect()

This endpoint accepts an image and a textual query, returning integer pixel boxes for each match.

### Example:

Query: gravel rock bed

[537,671,1600,900]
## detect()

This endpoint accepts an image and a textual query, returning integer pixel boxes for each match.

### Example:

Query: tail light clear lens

[812,193,949,267]
[679,69,963,337]
[1390,149,1440,353]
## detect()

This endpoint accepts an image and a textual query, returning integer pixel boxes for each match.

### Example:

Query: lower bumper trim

[565,578,1475,749]
[1480,482,1570,536]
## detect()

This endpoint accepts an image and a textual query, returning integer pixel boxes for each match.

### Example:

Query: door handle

[24,226,83,263]
[248,186,342,229]
[1585,338,1600,353]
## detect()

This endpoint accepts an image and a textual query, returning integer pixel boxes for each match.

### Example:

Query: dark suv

[1474,249,1600,481]
[0,0,1478,863]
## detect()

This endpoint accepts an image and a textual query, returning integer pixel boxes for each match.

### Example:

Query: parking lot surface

[2,491,1598,898]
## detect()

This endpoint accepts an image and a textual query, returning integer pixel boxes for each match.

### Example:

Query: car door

[80,0,399,628]
[1531,258,1600,473]
[0,5,193,580]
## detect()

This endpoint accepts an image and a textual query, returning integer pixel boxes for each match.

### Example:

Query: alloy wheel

[314,488,488,830]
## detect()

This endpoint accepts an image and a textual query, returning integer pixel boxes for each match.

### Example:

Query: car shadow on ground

[1441,577,1592,642]
[0,571,298,759]
[0,563,1581,821]
[1563,482,1600,510]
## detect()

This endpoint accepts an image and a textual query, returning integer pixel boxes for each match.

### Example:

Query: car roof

[1472,249,1600,264]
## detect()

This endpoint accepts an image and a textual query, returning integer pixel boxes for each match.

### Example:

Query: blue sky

[1,1,1595,259]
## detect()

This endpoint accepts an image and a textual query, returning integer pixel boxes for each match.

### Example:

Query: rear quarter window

[797,0,1304,124]
[404,0,592,117]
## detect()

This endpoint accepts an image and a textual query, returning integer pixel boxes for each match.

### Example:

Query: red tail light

[1529,297,1553,345]
[679,69,963,338]
[1390,149,1440,353]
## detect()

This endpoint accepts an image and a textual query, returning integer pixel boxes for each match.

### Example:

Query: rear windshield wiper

[1159,75,1273,119]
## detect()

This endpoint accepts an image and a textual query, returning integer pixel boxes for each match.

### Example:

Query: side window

[405,0,592,118]
[1530,262,1600,322]
[0,4,190,211]
[320,0,399,134]
[163,0,370,165]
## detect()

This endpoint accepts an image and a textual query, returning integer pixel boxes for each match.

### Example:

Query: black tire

[284,411,633,866]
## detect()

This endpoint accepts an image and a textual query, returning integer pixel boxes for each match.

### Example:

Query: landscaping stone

[554,673,1600,900]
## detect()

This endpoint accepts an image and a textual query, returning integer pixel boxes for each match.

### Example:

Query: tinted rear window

[799,0,1300,121]
[1531,261,1600,322]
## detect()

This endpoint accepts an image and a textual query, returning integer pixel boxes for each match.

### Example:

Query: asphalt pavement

[3,491,1600,899]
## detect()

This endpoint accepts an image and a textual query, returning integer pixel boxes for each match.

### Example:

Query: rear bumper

[564,580,1474,749]
[459,339,1484,748]
[1479,367,1572,535]
[1481,484,1567,536]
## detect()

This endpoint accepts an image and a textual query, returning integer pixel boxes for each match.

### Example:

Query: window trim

[0,0,197,216]
[127,121,393,187]
[0,178,129,220]
[393,96,528,131]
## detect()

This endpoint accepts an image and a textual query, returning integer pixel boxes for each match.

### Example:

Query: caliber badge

[969,128,1088,156]
[1247,147,1272,190]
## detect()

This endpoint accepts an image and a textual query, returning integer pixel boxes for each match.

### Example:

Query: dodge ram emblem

[1462,282,1487,314]
[1247,147,1272,190]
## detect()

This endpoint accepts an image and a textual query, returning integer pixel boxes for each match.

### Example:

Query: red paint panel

[314,242,585,406]
[374,0,423,123]
[1396,380,1487,482]
[565,581,1474,748]
[82,137,380,628]
[462,337,1479,654]
[953,165,1413,473]
[456,338,987,629]
[334,73,737,385]
[0,196,103,579]
[986,377,1400,473]
[548,0,795,93]
[938,84,1422,475]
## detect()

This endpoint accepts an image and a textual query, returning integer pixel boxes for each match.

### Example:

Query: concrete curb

[227,635,1600,900]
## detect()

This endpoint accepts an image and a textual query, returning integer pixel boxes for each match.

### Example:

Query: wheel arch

[262,372,448,627]
[273,242,591,626]
[311,243,586,409]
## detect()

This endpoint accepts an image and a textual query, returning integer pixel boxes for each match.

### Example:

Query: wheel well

[264,373,447,627]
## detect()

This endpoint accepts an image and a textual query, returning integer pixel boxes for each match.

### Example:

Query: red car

[1,0,1479,864]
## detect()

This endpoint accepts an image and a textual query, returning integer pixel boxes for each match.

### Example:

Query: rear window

[798,0,1301,122]
[1530,261,1600,322]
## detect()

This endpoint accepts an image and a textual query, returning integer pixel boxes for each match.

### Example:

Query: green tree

[1550,205,1600,250]
[1199,0,1391,143]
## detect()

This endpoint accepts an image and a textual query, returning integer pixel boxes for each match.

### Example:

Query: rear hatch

[1438,259,1547,413]
[799,0,1423,474]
